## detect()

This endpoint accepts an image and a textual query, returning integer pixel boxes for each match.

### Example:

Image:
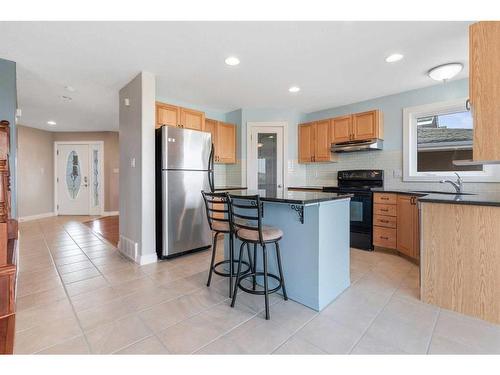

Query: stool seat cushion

[211,221,230,232]
[237,225,283,242]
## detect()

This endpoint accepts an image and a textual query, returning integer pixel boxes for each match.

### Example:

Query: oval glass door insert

[66,150,81,199]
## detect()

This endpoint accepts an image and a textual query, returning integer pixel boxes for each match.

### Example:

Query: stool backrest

[201,191,230,232]
[227,194,264,244]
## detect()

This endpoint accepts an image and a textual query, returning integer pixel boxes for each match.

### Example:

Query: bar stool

[227,193,288,320]
[201,191,252,298]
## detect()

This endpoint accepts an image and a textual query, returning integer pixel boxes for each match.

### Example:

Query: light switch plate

[130,157,136,168]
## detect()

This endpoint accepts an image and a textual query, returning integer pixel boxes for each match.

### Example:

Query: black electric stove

[323,170,384,250]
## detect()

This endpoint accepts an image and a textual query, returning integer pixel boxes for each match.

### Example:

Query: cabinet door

[397,195,419,259]
[330,116,352,143]
[180,108,205,131]
[298,123,314,163]
[470,22,500,161]
[156,102,180,128]
[314,120,333,161]
[352,110,381,141]
[204,119,218,147]
[216,122,236,164]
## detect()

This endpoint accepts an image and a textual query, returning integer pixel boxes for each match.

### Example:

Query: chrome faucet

[440,172,464,194]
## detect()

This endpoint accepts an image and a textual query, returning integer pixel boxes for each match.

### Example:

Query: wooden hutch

[0,120,18,354]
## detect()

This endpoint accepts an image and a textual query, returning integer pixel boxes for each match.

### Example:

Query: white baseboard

[137,253,158,265]
[19,212,56,222]
[102,211,119,216]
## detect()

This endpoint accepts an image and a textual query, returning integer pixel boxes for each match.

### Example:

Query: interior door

[57,144,90,215]
[248,125,284,196]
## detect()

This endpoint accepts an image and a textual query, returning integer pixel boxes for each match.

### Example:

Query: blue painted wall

[0,58,17,218]
[305,79,469,151]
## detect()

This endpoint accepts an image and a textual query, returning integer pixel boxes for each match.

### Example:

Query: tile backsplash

[305,150,500,193]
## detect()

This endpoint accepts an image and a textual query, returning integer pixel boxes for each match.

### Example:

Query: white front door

[57,144,91,215]
[247,125,285,196]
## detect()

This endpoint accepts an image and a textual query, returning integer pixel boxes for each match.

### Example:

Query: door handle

[277,184,282,188]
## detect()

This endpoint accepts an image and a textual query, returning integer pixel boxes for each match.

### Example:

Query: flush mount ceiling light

[61,95,73,102]
[428,63,463,82]
[47,120,56,126]
[224,56,240,66]
[385,53,404,63]
[288,86,301,93]
[65,85,76,92]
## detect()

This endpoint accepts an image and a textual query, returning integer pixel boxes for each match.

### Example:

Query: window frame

[403,98,500,182]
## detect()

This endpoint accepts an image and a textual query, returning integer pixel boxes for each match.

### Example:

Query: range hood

[331,139,383,153]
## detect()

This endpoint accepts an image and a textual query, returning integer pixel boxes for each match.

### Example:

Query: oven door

[349,192,373,232]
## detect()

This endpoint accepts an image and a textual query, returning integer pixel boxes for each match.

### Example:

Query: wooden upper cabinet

[298,122,315,163]
[352,110,382,141]
[396,195,419,260]
[180,108,205,131]
[470,22,500,161]
[314,120,333,161]
[204,119,236,164]
[156,102,179,128]
[204,119,217,145]
[330,115,352,143]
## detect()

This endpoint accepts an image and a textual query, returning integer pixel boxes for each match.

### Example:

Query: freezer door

[162,126,212,170]
[162,170,211,256]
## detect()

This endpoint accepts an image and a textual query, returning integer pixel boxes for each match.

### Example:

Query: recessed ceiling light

[385,53,404,63]
[428,63,463,82]
[289,86,300,93]
[225,56,240,66]
[47,121,56,126]
[65,85,76,92]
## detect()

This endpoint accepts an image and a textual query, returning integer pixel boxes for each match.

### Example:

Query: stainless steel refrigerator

[155,126,214,259]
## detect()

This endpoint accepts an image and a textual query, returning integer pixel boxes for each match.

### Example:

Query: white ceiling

[0,21,471,132]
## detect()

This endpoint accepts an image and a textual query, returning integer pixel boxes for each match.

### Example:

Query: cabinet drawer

[374,214,397,228]
[0,265,16,317]
[374,203,397,217]
[374,193,397,205]
[373,227,397,249]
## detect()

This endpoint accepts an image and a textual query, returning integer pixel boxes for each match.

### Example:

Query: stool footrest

[213,259,251,278]
[237,272,283,295]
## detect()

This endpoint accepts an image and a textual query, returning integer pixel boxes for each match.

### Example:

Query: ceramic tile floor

[14,216,500,354]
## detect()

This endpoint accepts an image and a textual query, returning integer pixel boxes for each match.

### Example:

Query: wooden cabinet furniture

[372,192,419,261]
[330,110,383,144]
[204,119,236,164]
[396,195,420,260]
[155,101,205,131]
[0,120,18,355]
[156,102,180,128]
[469,22,500,161]
[420,202,500,324]
[330,115,352,144]
[180,107,205,131]
[298,121,338,163]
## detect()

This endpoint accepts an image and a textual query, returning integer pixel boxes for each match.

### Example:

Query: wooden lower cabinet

[396,195,419,260]
[372,192,419,261]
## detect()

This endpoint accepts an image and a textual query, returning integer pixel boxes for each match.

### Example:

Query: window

[403,99,500,182]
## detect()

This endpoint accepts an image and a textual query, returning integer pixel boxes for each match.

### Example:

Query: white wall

[119,71,156,265]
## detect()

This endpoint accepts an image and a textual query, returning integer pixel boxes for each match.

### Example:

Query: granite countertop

[418,192,500,207]
[288,186,332,191]
[225,189,352,205]
[213,186,248,191]
[372,187,500,207]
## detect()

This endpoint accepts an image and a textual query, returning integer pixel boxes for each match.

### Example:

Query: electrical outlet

[130,157,136,168]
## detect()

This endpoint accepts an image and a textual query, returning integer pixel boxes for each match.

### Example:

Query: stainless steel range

[323,170,384,250]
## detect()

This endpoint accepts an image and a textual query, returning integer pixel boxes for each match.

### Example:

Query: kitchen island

[221,189,352,311]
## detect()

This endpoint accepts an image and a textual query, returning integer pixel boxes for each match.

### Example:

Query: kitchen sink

[411,190,476,195]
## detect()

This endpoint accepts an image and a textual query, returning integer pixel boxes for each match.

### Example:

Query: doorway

[246,122,287,195]
[55,142,104,215]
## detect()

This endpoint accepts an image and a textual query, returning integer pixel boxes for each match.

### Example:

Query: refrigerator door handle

[208,143,215,192]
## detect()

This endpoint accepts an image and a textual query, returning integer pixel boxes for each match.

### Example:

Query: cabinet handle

[381,236,389,240]
[380,219,389,223]
[466,99,471,111]
[380,208,388,212]
[381,197,389,200]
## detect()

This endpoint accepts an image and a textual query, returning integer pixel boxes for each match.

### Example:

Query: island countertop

[222,189,352,205]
